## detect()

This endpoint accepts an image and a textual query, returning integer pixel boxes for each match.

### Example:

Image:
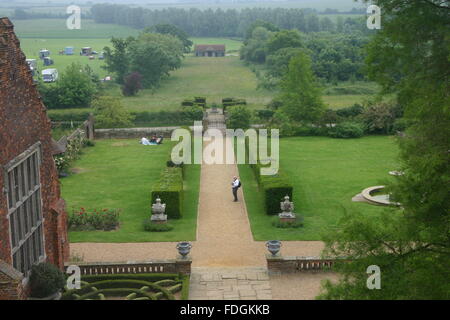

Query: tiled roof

[194,44,226,52]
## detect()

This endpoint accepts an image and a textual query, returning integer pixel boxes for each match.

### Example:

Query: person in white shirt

[231,176,241,202]
[140,137,151,145]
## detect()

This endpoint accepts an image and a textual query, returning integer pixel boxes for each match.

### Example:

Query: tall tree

[148,23,193,53]
[102,37,134,84]
[318,0,450,300]
[278,51,325,123]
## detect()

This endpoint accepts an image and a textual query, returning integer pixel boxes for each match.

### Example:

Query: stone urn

[176,242,192,258]
[266,240,281,256]
[151,197,167,224]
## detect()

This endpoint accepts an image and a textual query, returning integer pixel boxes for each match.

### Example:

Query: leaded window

[5,143,45,276]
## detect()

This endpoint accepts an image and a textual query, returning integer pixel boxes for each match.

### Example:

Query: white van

[42,68,58,83]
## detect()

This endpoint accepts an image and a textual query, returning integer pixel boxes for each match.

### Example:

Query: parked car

[43,57,54,66]
[42,69,58,83]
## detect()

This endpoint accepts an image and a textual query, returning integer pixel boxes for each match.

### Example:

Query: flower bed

[68,208,120,231]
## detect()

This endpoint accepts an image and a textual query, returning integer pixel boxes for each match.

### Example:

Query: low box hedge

[151,167,183,219]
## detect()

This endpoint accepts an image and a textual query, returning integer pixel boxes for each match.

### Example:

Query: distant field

[104,55,273,112]
[323,94,372,109]
[12,19,139,39]
[13,18,373,116]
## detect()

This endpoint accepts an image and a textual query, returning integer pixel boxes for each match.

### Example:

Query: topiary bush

[151,168,183,219]
[250,163,294,215]
[328,121,364,139]
[30,262,65,298]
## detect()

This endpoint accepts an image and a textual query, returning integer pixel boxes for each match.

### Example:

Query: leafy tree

[121,72,143,96]
[361,102,398,134]
[39,63,97,109]
[278,51,325,123]
[148,23,193,53]
[92,96,134,129]
[129,33,183,88]
[103,37,134,84]
[318,0,450,300]
[266,29,304,55]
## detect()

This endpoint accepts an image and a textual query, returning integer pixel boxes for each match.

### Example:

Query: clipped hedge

[181,97,206,108]
[222,97,247,111]
[49,108,203,127]
[151,167,183,219]
[250,163,293,215]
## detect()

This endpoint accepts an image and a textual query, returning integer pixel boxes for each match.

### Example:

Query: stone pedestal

[151,214,167,224]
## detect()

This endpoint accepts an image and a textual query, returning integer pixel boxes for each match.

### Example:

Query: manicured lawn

[62,139,200,242]
[239,136,399,240]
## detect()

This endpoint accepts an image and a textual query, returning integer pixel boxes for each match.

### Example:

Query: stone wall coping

[64,259,192,267]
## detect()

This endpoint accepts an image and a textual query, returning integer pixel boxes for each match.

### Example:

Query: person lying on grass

[140,136,163,145]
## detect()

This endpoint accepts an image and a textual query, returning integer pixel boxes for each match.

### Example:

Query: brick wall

[0,17,69,299]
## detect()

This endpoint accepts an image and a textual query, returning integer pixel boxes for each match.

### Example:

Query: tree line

[90,4,370,37]
[240,21,369,86]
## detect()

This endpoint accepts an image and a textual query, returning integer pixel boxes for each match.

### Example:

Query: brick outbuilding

[0,17,69,299]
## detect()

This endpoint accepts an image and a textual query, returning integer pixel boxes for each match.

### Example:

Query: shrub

[47,110,91,122]
[68,208,120,231]
[256,109,275,121]
[360,102,397,134]
[392,118,413,133]
[336,104,364,118]
[92,96,135,129]
[122,72,143,96]
[226,105,251,130]
[151,168,183,219]
[30,262,65,298]
[83,139,95,147]
[143,219,174,232]
[39,63,97,109]
[293,125,328,137]
[328,121,364,139]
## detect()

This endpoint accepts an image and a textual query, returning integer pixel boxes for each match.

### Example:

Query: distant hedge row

[250,163,293,215]
[222,97,247,110]
[181,96,207,108]
[151,167,184,219]
[48,107,203,127]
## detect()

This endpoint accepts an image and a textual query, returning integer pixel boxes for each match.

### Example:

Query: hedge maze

[62,273,189,300]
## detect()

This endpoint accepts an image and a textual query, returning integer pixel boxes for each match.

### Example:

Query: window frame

[3,142,46,277]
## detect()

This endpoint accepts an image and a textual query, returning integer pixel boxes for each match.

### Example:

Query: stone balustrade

[64,258,192,276]
[266,255,337,274]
